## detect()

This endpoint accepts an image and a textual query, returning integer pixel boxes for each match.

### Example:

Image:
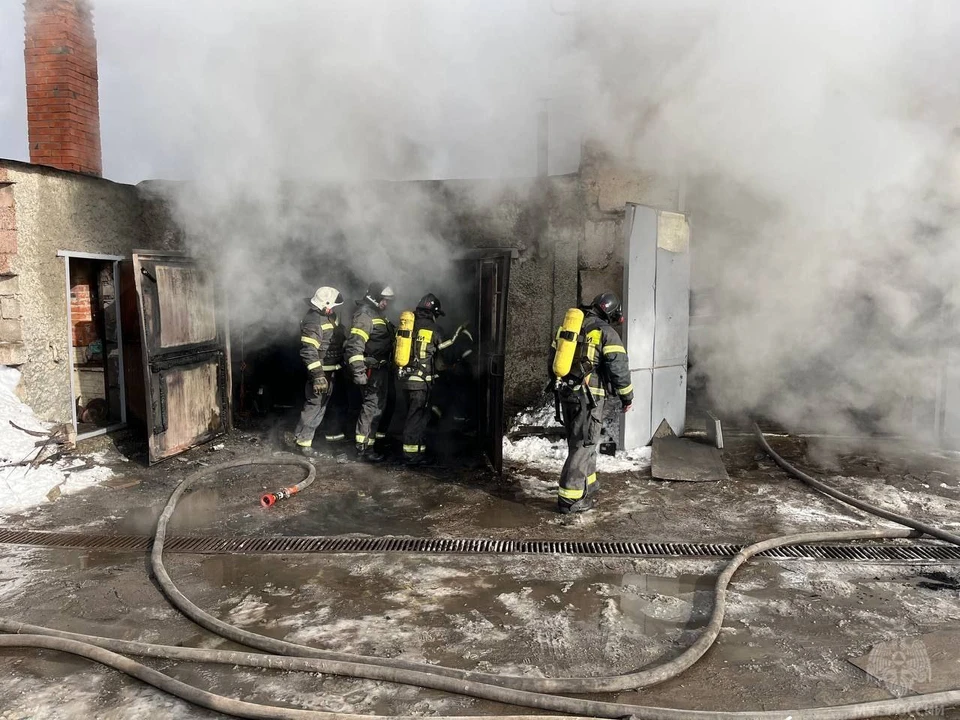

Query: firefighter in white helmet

[293,286,345,456]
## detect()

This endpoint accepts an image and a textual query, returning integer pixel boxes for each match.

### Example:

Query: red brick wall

[0,178,16,276]
[0,172,23,365]
[24,0,102,177]
[69,262,98,347]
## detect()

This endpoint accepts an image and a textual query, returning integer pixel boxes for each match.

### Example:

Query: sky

[0,0,584,184]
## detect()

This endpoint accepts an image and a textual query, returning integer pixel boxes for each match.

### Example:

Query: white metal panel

[653,219,691,367]
[623,205,657,368]
[621,204,691,449]
[652,365,687,438]
[623,368,653,450]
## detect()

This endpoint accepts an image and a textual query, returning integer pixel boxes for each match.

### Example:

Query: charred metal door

[476,253,511,473]
[132,252,230,463]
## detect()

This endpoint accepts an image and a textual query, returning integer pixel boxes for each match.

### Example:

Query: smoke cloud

[568,0,960,434]
[93,0,960,434]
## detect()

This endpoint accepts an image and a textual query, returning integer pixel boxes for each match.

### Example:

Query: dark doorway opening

[233,249,512,473]
[63,254,125,439]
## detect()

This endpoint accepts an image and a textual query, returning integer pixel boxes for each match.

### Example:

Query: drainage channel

[0,528,958,562]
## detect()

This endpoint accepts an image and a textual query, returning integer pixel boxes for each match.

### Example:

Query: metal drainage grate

[0,528,958,562]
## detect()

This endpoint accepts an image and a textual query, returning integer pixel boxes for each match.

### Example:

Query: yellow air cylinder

[394,310,415,368]
[552,308,584,379]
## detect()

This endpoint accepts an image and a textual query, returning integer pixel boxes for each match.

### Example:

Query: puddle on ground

[914,570,960,592]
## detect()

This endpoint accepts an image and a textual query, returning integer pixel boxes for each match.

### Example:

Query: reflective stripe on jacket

[399,310,449,388]
[550,310,634,404]
[299,307,344,377]
[344,300,394,373]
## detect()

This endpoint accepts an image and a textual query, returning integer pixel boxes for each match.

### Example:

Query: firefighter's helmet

[366,282,395,304]
[309,286,344,311]
[591,292,623,324]
[416,293,445,317]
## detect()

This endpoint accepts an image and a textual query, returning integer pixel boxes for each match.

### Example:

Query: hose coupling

[259,487,294,508]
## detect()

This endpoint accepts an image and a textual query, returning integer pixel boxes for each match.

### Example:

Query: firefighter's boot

[558,496,596,514]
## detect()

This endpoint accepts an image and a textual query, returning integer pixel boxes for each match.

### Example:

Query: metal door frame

[466,248,516,473]
[57,250,127,441]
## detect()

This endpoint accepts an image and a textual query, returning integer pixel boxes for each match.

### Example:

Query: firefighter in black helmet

[550,292,633,513]
[344,281,396,461]
[398,293,452,465]
[293,286,346,456]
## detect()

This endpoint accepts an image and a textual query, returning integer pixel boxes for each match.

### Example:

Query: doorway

[451,249,513,473]
[59,251,126,440]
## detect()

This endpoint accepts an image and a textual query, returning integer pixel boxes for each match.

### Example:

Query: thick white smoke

[572,0,960,434]
[94,0,578,343]
[92,0,960,433]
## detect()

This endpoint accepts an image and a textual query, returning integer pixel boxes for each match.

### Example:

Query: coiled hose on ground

[2,442,960,719]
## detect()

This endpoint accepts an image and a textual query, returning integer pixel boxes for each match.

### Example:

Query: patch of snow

[833,476,960,526]
[503,435,651,474]
[517,474,557,500]
[0,366,113,516]
[772,498,870,526]
[510,395,561,430]
[224,593,270,625]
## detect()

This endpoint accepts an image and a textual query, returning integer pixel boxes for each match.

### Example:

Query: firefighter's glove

[621,402,633,414]
[312,375,329,395]
[353,372,368,386]
[363,357,379,368]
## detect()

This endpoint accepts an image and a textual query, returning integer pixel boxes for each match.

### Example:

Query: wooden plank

[652,434,728,482]
[155,264,216,348]
[157,360,222,459]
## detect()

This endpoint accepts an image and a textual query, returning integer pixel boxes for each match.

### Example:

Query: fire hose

[2,444,960,718]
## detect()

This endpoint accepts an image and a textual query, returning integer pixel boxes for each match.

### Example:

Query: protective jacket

[447,323,474,364]
[344,300,394,379]
[299,307,344,379]
[551,309,634,406]
[398,309,451,388]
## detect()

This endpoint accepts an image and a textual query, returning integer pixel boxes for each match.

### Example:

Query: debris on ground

[0,366,113,516]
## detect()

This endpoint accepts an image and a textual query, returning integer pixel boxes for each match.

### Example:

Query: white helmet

[309,286,344,311]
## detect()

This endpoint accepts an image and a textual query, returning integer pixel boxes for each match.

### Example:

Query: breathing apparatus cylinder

[552,308,584,379]
[394,310,415,368]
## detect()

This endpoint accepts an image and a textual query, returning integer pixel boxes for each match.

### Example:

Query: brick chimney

[24,0,102,177]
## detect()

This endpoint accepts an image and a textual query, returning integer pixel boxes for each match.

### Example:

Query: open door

[132,252,230,463]
[475,252,512,473]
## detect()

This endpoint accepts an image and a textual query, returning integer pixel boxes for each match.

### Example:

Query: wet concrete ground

[0,428,958,717]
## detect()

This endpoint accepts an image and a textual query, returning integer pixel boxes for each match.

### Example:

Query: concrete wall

[429,175,581,414]
[0,150,665,424]
[578,142,681,305]
[0,160,179,423]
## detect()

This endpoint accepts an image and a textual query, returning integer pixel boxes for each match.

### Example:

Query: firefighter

[430,321,476,434]
[551,292,633,513]
[293,286,346,457]
[344,281,396,461]
[398,293,452,465]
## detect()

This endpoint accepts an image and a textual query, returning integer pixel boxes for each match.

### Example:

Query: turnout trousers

[401,387,431,461]
[355,367,389,451]
[558,392,604,508]
[294,372,336,447]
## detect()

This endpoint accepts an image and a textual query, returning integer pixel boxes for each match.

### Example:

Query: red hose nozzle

[260,487,294,508]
